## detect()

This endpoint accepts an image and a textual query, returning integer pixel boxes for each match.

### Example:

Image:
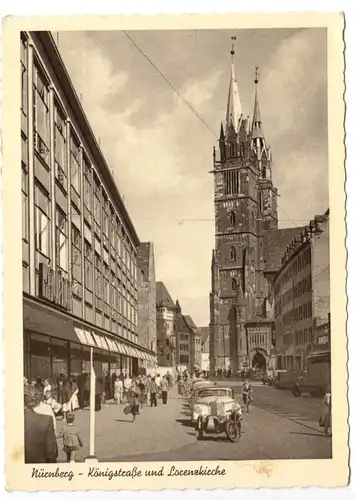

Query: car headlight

[193,405,202,414]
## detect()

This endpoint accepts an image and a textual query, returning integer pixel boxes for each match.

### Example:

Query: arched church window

[259,191,263,214]
[230,247,236,261]
[229,211,236,225]
[262,165,266,178]
[251,211,255,230]
[232,278,237,292]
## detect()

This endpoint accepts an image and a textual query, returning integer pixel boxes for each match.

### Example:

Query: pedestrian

[148,376,158,407]
[24,385,58,464]
[127,381,140,422]
[138,376,146,409]
[114,376,123,404]
[59,379,71,421]
[33,389,57,432]
[160,375,169,404]
[321,385,332,437]
[242,379,253,412]
[105,371,112,401]
[58,412,83,463]
[111,372,117,399]
[68,376,80,412]
[95,377,104,411]
[123,374,132,402]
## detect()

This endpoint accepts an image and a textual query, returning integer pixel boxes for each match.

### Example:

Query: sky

[56,28,328,326]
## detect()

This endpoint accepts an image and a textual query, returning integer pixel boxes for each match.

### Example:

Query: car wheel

[225,419,239,442]
[196,417,204,441]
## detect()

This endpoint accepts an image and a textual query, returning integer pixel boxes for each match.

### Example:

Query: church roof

[156,281,175,308]
[262,227,304,272]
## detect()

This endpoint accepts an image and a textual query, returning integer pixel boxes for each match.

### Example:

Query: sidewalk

[56,386,196,462]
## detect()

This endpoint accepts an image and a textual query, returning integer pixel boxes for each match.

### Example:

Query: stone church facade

[209,46,302,375]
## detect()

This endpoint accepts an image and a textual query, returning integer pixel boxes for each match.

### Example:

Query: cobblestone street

[56,384,331,463]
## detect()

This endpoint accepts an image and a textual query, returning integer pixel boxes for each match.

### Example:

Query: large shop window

[51,337,69,380]
[70,342,82,376]
[34,184,51,259]
[70,134,81,195]
[55,208,68,273]
[72,227,82,297]
[33,64,50,163]
[30,333,51,381]
[54,103,67,189]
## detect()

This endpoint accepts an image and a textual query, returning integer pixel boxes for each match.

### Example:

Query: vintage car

[189,382,218,410]
[194,387,242,442]
[185,379,214,401]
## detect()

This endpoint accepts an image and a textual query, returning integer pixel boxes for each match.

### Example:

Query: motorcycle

[195,400,242,442]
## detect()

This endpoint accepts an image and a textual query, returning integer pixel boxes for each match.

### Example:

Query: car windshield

[198,389,231,398]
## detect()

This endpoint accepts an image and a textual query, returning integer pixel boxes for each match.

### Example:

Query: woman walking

[138,376,146,409]
[148,376,158,407]
[127,380,140,422]
[322,385,332,437]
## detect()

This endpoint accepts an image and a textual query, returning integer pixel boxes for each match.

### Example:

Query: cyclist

[242,379,253,413]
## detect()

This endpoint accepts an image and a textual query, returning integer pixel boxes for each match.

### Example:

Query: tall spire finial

[254,66,259,85]
[231,36,236,57]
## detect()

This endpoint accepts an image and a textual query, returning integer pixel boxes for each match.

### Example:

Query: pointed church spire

[226,37,242,133]
[251,66,264,140]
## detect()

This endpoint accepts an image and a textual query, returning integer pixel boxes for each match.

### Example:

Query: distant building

[175,305,201,373]
[197,326,210,372]
[156,282,177,367]
[274,210,330,370]
[137,242,157,369]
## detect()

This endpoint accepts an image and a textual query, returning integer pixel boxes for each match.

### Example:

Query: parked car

[194,387,242,442]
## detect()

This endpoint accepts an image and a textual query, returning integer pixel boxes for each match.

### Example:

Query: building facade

[156,282,177,367]
[197,326,210,372]
[21,31,156,384]
[274,210,330,370]
[209,46,303,375]
[175,308,201,373]
[137,242,157,369]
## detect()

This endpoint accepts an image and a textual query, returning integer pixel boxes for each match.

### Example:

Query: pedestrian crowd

[23,369,175,463]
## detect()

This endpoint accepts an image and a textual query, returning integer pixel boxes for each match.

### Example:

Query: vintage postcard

[2,11,348,491]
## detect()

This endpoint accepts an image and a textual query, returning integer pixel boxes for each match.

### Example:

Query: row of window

[179,355,190,365]
[282,300,313,326]
[295,327,313,346]
[294,274,312,299]
[21,35,138,332]
[249,334,267,346]
[275,247,312,293]
[180,333,189,341]
[179,344,189,352]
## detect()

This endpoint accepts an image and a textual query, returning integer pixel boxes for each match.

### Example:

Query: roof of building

[32,31,140,247]
[262,227,304,272]
[156,281,175,308]
[184,315,196,330]
[197,326,210,345]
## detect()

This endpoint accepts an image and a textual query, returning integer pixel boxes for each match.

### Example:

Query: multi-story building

[274,210,330,370]
[156,282,177,367]
[210,44,302,375]
[197,326,210,372]
[137,242,157,370]
[21,31,156,383]
[175,305,201,373]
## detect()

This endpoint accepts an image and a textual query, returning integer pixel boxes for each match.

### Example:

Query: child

[58,413,83,463]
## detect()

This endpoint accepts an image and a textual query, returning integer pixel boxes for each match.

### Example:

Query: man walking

[160,375,169,405]
[148,376,157,407]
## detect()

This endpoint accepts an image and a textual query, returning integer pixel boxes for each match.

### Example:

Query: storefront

[23,297,156,384]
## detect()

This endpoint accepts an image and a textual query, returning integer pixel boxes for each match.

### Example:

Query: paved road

[56,385,331,463]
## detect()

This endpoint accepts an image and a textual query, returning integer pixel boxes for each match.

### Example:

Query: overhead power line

[122,31,307,230]
[122,30,217,137]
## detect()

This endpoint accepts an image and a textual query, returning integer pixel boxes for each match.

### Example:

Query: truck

[292,349,331,397]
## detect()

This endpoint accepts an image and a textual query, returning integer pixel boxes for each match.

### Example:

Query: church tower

[210,40,278,375]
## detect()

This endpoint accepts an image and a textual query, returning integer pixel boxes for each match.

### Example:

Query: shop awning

[74,327,96,347]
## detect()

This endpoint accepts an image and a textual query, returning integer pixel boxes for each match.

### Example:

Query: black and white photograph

[2,12,348,491]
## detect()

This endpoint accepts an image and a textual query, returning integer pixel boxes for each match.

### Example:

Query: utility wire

[122,30,217,138]
[122,31,311,231]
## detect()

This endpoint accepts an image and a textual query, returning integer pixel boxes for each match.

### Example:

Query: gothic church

[209,44,302,375]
